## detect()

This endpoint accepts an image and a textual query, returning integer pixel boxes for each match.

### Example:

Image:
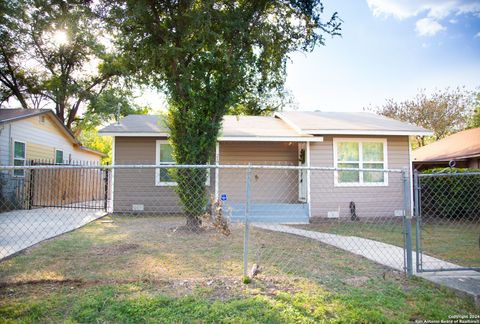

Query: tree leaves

[105,0,341,224]
[0,0,123,130]
[367,87,475,148]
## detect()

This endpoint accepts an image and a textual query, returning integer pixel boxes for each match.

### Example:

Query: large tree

[106,0,341,228]
[368,87,475,148]
[0,0,125,130]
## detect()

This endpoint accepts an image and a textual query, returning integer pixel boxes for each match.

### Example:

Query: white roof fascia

[300,130,433,136]
[219,136,323,142]
[99,132,323,142]
[99,132,170,137]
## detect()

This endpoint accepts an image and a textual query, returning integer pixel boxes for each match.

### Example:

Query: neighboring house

[412,128,480,171]
[99,112,430,220]
[0,109,104,168]
[0,109,104,210]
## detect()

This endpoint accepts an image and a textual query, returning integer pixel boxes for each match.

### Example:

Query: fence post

[243,164,252,278]
[402,168,413,277]
[104,164,109,211]
[28,161,35,210]
[413,170,422,273]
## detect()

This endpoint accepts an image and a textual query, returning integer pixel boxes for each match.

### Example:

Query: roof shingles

[99,111,431,138]
[413,128,480,162]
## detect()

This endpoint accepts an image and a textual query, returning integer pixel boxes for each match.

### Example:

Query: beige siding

[113,137,215,213]
[309,136,410,218]
[113,136,412,218]
[26,142,55,161]
[7,115,101,164]
[113,139,300,212]
[219,142,299,203]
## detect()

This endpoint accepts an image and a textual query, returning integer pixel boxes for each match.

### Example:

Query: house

[99,111,430,220]
[0,109,104,168]
[412,128,480,171]
[0,109,105,208]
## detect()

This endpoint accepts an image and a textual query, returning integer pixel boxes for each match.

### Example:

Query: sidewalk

[255,224,480,306]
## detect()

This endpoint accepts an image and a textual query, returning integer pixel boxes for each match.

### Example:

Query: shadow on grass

[0,215,477,322]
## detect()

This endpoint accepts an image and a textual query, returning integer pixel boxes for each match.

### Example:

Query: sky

[284,0,480,112]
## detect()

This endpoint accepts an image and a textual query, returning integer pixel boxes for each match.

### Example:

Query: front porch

[226,203,310,224]
[214,141,312,223]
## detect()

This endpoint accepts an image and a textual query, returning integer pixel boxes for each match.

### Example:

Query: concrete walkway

[255,224,480,306]
[0,207,107,259]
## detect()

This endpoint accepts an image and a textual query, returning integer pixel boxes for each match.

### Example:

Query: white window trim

[55,149,64,164]
[13,140,26,178]
[155,140,210,187]
[333,138,388,187]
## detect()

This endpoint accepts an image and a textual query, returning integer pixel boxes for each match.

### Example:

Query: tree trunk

[185,215,202,231]
[175,167,208,231]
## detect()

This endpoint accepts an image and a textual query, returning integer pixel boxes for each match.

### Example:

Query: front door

[298,143,307,202]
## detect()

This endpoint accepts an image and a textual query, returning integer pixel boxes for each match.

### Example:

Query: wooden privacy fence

[26,160,110,210]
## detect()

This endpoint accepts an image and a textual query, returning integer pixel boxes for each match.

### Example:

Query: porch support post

[214,142,219,199]
[306,141,311,218]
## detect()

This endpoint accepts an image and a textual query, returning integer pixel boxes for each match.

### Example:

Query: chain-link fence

[414,170,480,272]
[0,163,420,280]
[2,163,476,280]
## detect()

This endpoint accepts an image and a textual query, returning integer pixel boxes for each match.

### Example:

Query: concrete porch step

[224,203,309,224]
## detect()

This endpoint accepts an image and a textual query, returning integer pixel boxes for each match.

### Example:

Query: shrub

[419,168,480,221]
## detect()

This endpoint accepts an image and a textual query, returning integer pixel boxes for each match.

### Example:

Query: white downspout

[306,141,311,219]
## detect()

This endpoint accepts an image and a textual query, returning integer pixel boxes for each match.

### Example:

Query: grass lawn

[0,215,478,322]
[296,219,480,268]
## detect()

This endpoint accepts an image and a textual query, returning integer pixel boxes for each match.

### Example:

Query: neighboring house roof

[0,108,105,157]
[274,111,430,136]
[99,111,431,140]
[0,108,52,123]
[412,128,480,162]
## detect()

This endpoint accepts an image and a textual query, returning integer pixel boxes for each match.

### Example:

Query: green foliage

[228,88,297,116]
[107,0,341,226]
[77,128,112,164]
[242,276,252,284]
[0,0,124,129]
[420,168,480,221]
[77,86,151,132]
[468,92,480,129]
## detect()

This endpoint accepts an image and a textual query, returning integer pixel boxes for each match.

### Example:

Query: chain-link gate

[414,170,480,272]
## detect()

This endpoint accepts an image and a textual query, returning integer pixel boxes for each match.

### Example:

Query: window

[13,141,26,177]
[155,140,210,186]
[156,141,176,186]
[334,138,387,186]
[55,149,64,164]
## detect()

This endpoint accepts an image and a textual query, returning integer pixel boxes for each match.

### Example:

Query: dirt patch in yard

[90,243,140,256]
[0,215,478,322]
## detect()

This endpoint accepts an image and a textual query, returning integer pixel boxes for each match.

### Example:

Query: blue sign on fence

[220,194,227,201]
